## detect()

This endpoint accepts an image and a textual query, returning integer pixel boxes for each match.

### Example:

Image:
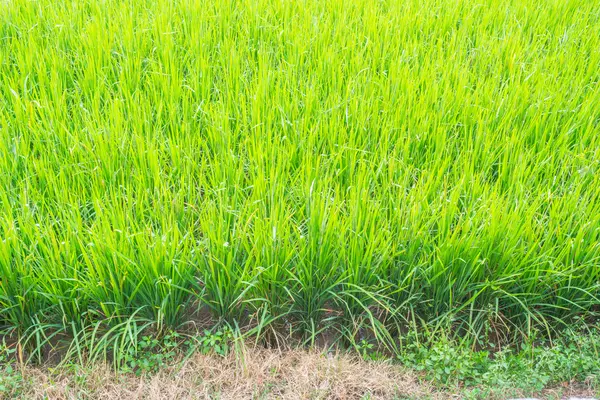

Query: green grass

[0,0,599,359]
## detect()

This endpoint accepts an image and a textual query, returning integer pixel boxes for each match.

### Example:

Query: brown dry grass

[16,348,434,400]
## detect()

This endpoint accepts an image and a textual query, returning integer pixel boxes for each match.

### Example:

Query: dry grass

[18,348,433,400]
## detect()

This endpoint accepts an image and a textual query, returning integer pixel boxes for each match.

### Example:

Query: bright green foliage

[121,330,181,375]
[0,0,599,351]
[191,328,234,357]
[120,327,232,375]
[396,328,600,390]
[0,341,22,396]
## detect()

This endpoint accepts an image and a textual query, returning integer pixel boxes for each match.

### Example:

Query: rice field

[0,0,599,355]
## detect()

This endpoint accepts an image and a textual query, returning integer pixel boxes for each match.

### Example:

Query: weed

[0,341,22,397]
[190,327,234,357]
[121,331,181,375]
[396,328,600,391]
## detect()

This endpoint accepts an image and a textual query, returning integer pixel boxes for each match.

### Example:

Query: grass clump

[0,0,599,374]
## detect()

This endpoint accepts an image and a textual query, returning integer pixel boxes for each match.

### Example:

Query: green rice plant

[0,0,599,361]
